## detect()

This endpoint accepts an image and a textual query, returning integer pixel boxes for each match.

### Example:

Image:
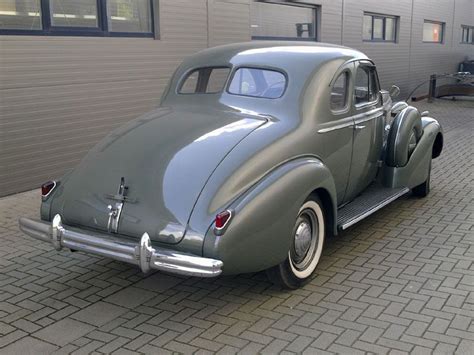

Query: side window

[179,67,230,94]
[354,65,379,105]
[330,71,349,111]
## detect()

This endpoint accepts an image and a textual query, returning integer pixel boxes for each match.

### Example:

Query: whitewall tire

[267,195,326,289]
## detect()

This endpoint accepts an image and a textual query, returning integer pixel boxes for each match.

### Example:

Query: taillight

[41,181,57,199]
[215,210,232,232]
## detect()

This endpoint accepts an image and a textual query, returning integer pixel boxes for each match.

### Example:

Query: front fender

[202,156,337,275]
[383,117,442,188]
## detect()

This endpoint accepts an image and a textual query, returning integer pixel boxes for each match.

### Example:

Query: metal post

[428,74,437,103]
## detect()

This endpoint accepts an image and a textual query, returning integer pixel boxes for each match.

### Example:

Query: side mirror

[389,85,400,98]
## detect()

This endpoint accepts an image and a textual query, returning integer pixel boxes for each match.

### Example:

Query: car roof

[179,41,369,74]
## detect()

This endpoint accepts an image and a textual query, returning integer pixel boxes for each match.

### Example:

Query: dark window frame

[0,0,155,37]
[461,25,474,44]
[422,19,445,44]
[251,0,319,42]
[363,12,398,43]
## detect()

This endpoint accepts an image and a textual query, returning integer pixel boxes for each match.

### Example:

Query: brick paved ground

[1,99,473,355]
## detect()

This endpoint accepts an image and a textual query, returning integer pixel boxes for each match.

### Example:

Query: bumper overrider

[18,214,223,277]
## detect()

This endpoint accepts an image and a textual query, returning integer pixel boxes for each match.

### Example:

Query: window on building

[423,20,444,43]
[363,13,398,42]
[0,0,155,37]
[354,65,379,105]
[179,68,230,94]
[330,71,349,111]
[228,68,286,99]
[50,0,98,28]
[0,0,42,30]
[107,0,152,33]
[251,1,317,41]
[461,25,474,44]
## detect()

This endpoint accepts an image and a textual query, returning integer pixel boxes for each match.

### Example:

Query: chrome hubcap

[291,209,319,270]
[294,221,312,260]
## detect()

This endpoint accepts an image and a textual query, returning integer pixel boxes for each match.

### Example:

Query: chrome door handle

[354,125,366,130]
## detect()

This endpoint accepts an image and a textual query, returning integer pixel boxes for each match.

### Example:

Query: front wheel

[266,195,326,289]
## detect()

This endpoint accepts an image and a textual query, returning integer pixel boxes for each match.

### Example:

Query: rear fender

[202,156,337,275]
[383,117,442,189]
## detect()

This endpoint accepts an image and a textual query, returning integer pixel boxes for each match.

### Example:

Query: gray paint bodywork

[37,42,442,275]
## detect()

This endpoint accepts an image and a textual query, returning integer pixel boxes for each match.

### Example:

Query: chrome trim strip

[353,107,384,123]
[318,121,353,133]
[340,188,410,230]
[318,107,384,133]
[19,215,223,277]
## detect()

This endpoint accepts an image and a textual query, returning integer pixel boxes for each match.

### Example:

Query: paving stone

[70,302,128,327]
[97,336,130,354]
[105,287,157,309]
[457,339,474,355]
[33,318,95,346]
[260,339,289,354]
[164,340,199,354]
[1,99,473,354]
[0,336,58,355]
[124,333,156,351]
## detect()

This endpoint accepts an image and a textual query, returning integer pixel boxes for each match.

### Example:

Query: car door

[344,61,385,201]
[316,63,354,205]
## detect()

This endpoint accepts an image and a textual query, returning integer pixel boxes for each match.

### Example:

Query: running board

[337,185,410,231]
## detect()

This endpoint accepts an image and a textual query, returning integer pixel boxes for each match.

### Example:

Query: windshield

[228,68,286,99]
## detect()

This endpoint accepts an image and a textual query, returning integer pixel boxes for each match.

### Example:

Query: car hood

[50,105,266,244]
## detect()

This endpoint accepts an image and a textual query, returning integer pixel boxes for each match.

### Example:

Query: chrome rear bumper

[19,214,223,277]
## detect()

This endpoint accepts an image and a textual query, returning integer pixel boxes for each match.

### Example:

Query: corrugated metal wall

[0,0,472,197]
[0,0,252,196]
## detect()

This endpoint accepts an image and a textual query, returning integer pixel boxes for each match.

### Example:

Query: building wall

[0,0,251,196]
[0,0,472,197]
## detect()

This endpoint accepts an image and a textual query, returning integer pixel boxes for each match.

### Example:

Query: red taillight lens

[215,210,232,230]
[41,181,56,198]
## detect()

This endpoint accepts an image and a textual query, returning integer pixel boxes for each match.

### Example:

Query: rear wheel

[413,161,431,197]
[266,195,325,289]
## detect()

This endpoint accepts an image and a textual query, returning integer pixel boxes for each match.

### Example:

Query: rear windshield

[228,68,286,99]
[179,67,230,94]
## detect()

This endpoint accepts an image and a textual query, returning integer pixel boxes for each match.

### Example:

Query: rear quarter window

[228,68,287,99]
[179,67,230,94]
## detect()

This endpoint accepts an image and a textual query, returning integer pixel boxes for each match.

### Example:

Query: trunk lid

[56,106,266,244]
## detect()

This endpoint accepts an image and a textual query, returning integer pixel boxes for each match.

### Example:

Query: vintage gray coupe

[19,42,443,288]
